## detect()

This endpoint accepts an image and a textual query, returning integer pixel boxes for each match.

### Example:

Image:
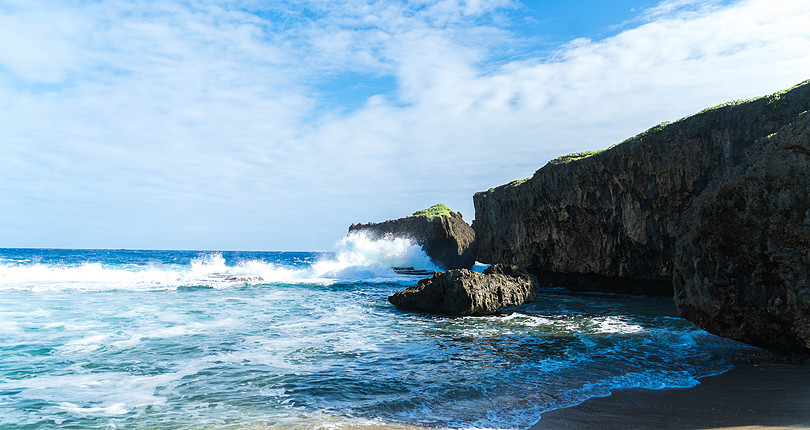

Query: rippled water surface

[0,243,757,429]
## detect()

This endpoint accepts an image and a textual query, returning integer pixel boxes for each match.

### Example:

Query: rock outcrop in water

[388,264,539,316]
[673,111,810,353]
[473,80,810,297]
[472,79,810,352]
[349,204,475,270]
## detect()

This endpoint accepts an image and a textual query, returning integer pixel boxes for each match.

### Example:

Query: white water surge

[0,246,759,429]
[0,233,438,291]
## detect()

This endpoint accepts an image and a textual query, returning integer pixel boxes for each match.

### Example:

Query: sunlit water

[0,236,757,429]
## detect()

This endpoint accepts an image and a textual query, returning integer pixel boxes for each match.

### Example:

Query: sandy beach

[532,357,810,430]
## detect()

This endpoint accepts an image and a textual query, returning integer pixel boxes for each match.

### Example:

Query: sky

[1,0,809,251]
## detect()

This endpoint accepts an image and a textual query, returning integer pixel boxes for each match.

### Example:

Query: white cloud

[0,0,808,250]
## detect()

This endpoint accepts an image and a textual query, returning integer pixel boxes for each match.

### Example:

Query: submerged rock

[472,79,810,296]
[349,204,475,270]
[674,112,810,353]
[388,264,539,316]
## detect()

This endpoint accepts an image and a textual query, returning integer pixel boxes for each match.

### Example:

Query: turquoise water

[0,238,757,429]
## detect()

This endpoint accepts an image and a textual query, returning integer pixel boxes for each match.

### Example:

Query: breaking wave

[0,233,439,291]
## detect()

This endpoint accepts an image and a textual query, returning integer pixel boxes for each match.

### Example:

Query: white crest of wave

[187,232,438,284]
[0,262,182,291]
[0,233,438,290]
[234,232,438,283]
[309,232,439,281]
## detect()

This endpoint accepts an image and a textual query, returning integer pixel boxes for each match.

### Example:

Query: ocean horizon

[0,238,759,429]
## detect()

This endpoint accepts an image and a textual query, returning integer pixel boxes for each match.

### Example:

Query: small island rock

[388,264,540,316]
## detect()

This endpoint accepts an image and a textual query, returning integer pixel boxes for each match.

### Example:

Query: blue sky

[1,0,809,251]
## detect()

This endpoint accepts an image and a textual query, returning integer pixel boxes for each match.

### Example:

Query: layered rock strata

[473,80,810,296]
[349,208,475,270]
[673,112,810,352]
[388,264,540,316]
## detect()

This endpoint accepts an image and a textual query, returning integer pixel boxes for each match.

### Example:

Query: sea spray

[309,232,439,280]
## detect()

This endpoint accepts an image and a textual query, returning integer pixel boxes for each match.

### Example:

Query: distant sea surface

[0,239,758,429]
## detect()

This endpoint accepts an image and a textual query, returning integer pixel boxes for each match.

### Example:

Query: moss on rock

[411,204,454,221]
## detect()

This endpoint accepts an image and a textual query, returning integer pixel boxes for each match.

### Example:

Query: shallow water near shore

[0,242,759,429]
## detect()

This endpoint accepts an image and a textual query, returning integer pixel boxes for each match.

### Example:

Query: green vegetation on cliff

[614,121,672,147]
[549,150,604,164]
[698,80,809,114]
[507,177,531,187]
[478,79,810,200]
[411,204,454,221]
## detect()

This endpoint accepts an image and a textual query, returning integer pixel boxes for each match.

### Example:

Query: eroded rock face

[349,211,475,270]
[388,264,539,316]
[472,80,810,295]
[673,112,810,353]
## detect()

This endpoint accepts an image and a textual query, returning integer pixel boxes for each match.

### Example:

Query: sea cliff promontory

[349,204,476,270]
[472,80,810,352]
[473,80,810,295]
[674,110,810,352]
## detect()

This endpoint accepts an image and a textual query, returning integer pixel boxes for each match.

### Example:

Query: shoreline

[531,357,810,430]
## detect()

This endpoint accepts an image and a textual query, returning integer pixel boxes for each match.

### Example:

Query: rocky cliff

[473,80,810,296]
[349,204,476,270]
[673,111,810,352]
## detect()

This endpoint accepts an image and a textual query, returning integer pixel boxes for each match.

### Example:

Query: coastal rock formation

[388,264,539,316]
[674,112,810,352]
[472,80,810,296]
[349,204,475,270]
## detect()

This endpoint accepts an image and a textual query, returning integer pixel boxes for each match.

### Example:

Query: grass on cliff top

[411,203,454,220]
[699,80,809,114]
[475,79,810,197]
[611,120,673,148]
[507,177,531,187]
[549,150,605,165]
[614,80,810,148]
[475,176,531,196]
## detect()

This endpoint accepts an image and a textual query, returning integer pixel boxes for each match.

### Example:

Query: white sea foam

[591,315,645,334]
[493,313,645,335]
[0,233,437,291]
[57,334,111,354]
[307,232,438,281]
[58,402,129,416]
[0,261,183,291]
[3,370,177,417]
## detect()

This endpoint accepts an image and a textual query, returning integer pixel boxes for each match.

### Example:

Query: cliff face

[473,80,810,296]
[349,209,475,270]
[673,112,810,352]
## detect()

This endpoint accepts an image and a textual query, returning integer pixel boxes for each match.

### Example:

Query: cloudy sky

[1,0,809,251]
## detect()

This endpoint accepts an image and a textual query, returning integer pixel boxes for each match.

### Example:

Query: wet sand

[532,360,810,430]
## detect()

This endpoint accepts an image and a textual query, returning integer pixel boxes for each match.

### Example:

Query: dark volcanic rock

[674,112,810,353]
[388,264,540,316]
[473,80,810,295]
[349,209,475,270]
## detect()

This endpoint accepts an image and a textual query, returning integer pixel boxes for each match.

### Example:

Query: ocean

[0,235,758,429]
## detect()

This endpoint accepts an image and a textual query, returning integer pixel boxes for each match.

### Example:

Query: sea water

[0,235,758,429]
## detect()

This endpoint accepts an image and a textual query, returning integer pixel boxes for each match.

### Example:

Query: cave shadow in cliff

[531,270,673,297]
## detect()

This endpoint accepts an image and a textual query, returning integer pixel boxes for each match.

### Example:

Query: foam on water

[0,248,761,430]
[0,233,437,291]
